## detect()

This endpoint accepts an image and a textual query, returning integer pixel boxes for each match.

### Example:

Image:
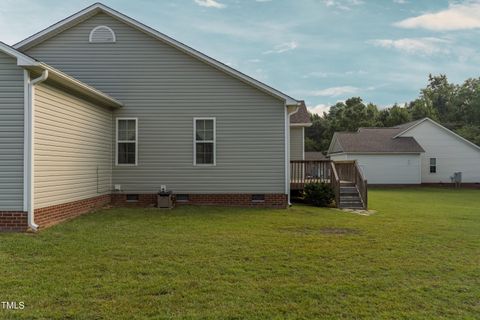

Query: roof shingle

[290,101,311,125]
[332,126,425,153]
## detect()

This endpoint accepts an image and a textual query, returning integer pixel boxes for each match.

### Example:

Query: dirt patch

[318,227,361,235]
[279,226,361,235]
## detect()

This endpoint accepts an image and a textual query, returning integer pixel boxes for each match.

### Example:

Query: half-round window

[89,26,116,43]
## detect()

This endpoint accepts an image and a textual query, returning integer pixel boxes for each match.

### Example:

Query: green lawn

[1,188,479,319]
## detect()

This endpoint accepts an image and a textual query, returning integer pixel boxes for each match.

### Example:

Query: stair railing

[353,161,368,209]
[330,162,341,207]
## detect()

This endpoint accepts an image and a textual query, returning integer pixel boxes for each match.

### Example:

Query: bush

[303,183,335,207]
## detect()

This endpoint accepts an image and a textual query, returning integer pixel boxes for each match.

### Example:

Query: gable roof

[0,41,123,108]
[290,101,312,126]
[14,3,300,107]
[329,129,424,154]
[395,117,480,152]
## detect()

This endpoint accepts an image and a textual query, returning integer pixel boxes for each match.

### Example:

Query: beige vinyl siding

[290,127,304,161]
[26,13,286,194]
[0,51,24,210]
[34,83,113,209]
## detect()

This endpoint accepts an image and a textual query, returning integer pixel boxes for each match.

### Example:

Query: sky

[1,0,480,114]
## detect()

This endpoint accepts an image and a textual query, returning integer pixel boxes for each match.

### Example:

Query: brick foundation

[34,194,111,229]
[0,211,28,232]
[1,192,287,232]
[112,193,288,209]
[111,193,157,207]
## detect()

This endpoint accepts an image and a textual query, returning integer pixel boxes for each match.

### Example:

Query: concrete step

[340,205,365,209]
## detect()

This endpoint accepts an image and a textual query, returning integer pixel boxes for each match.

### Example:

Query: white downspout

[286,105,300,206]
[27,70,49,231]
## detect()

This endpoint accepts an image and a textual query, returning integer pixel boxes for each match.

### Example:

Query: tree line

[305,74,480,152]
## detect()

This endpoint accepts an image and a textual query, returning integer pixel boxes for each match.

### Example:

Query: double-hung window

[194,118,216,165]
[116,118,137,166]
[429,158,436,173]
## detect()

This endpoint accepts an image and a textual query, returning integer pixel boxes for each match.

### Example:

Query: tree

[378,104,411,127]
[408,99,438,120]
[455,125,480,146]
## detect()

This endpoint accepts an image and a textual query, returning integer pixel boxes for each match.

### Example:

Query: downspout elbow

[31,70,49,85]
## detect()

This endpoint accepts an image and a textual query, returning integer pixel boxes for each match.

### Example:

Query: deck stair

[290,159,368,210]
[339,182,364,209]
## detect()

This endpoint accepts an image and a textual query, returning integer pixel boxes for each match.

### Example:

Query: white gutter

[25,69,49,231]
[285,105,300,205]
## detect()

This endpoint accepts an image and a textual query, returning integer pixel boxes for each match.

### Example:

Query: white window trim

[116,117,138,166]
[193,117,216,166]
[89,25,116,43]
[429,157,437,174]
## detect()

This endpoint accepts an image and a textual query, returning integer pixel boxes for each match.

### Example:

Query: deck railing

[290,160,331,190]
[330,161,341,206]
[290,159,368,209]
[354,161,368,209]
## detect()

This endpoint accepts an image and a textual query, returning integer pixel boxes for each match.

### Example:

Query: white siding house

[328,118,480,185]
[330,153,421,184]
[397,119,480,183]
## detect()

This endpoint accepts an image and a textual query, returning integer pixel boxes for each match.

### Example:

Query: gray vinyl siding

[0,51,24,210]
[26,13,286,194]
[34,83,113,209]
[290,127,304,161]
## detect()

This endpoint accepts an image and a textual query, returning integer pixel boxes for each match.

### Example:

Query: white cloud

[310,86,359,97]
[322,0,364,11]
[394,2,480,31]
[368,37,450,55]
[303,70,367,78]
[263,41,298,54]
[308,104,331,115]
[194,0,225,9]
[393,0,407,4]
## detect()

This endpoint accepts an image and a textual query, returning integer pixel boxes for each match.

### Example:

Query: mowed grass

[1,188,479,319]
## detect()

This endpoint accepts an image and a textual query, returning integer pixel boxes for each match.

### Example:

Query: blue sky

[1,0,480,114]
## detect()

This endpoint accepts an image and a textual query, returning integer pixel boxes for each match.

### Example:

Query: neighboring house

[0,3,309,231]
[328,118,480,185]
[290,102,312,161]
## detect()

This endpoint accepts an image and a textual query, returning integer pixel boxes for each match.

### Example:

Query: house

[328,118,480,185]
[0,3,311,231]
[290,102,312,161]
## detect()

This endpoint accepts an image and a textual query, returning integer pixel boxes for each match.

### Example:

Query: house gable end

[397,118,480,153]
[15,3,298,106]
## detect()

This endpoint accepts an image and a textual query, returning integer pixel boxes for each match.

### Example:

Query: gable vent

[89,26,116,43]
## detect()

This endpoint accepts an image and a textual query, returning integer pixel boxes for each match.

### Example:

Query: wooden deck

[290,160,368,209]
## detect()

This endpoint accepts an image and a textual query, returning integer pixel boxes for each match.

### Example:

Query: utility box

[453,172,462,188]
[157,190,173,209]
